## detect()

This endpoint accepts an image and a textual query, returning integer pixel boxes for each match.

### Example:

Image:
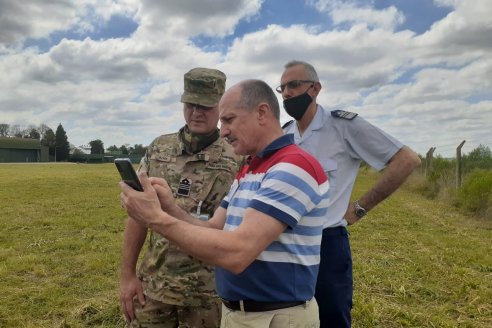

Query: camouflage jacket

[137,132,240,306]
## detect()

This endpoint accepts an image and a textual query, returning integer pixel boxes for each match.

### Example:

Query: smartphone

[114,158,144,191]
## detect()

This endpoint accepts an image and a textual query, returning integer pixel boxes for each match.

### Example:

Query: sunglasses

[184,103,215,112]
[276,80,314,93]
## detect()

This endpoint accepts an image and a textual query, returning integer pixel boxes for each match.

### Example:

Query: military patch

[331,110,358,120]
[195,153,210,161]
[155,154,172,162]
[176,178,192,197]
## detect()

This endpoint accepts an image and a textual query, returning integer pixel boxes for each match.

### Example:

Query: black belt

[322,226,348,236]
[221,299,305,312]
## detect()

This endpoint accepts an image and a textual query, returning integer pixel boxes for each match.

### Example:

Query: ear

[256,103,270,124]
[312,81,322,98]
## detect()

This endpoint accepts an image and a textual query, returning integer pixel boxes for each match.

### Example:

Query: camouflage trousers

[128,296,221,328]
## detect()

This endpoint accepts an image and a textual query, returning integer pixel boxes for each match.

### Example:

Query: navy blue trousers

[315,227,353,328]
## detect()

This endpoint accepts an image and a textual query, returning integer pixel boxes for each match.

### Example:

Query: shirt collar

[256,134,294,158]
[291,105,326,142]
[310,104,326,131]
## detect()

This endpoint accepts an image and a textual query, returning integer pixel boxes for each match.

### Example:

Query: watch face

[354,201,367,218]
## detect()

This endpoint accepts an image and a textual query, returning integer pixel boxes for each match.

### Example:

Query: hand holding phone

[115,158,144,191]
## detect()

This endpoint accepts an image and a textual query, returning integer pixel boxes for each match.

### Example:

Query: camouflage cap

[180,67,226,107]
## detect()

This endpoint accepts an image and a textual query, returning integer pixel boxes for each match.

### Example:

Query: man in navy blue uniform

[278,60,421,327]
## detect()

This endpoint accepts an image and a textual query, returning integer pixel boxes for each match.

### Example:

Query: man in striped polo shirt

[120,79,330,328]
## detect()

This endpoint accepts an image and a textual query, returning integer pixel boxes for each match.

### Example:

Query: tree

[55,123,70,161]
[38,124,51,139]
[119,145,129,154]
[28,128,40,139]
[41,129,55,147]
[41,128,56,157]
[0,124,9,137]
[10,124,22,138]
[467,144,491,161]
[107,145,119,152]
[89,139,105,154]
[464,144,492,172]
[130,144,146,155]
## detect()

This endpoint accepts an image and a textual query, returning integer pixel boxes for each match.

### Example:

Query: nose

[282,88,292,99]
[220,127,229,138]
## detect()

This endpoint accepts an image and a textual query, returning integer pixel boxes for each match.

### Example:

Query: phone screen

[115,158,144,191]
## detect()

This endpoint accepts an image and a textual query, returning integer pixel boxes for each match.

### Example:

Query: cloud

[242,1,491,155]
[399,58,492,104]
[0,0,139,47]
[223,23,414,94]
[414,0,492,67]
[308,0,405,30]
[330,5,405,31]
[433,0,460,8]
[134,0,262,39]
[0,0,490,157]
[0,0,81,45]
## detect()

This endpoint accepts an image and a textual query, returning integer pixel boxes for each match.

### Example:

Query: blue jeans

[315,227,353,328]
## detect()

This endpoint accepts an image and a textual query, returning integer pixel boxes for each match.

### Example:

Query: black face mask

[283,90,313,121]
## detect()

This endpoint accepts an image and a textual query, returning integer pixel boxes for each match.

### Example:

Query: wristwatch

[354,200,367,218]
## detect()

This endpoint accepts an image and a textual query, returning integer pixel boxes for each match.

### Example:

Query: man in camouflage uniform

[120,68,240,328]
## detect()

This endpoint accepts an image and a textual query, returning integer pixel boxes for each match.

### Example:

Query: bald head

[218,79,283,156]
[234,79,280,120]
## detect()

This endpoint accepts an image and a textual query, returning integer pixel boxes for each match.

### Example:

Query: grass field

[0,163,490,327]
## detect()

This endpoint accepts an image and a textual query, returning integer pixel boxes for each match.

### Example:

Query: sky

[0,0,491,158]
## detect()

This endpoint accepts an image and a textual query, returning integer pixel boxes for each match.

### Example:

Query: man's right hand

[120,274,145,322]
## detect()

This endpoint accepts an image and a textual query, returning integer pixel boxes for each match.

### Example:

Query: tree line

[0,123,146,161]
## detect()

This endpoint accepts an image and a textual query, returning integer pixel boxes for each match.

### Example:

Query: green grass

[0,163,126,327]
[0,164,491,327]
[351,169,492,327]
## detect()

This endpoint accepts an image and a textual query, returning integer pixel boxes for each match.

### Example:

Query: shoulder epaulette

[282,120,294,129]
[331,110,358,120]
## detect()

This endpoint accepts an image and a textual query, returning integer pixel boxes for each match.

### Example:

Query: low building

[0,137,49,162]
[73,144,91,154]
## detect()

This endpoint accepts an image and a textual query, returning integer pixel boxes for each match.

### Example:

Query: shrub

[463,145,492,174]
[406,173,440,199]
[417,156,456,199]
[457,169,492,218]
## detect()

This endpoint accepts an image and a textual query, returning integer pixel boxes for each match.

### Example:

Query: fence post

[425,147,436,178]
[456,140,466,188]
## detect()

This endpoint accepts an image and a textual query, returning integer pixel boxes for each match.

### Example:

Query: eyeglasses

[184,103,215,112]
[276,80,314,93]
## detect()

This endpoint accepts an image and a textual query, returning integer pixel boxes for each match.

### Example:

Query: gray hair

[236,79,280,120]
[284,60,319,82]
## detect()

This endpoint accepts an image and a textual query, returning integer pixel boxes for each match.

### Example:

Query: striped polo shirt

[216,134,330,302]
